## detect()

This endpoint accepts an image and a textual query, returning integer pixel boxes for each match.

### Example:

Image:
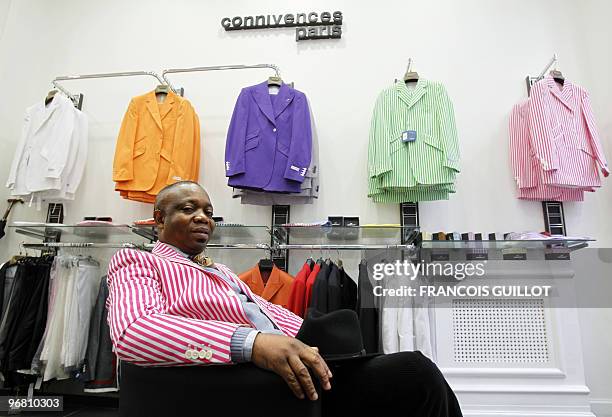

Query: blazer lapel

[273,84,295,118]
[159,91,177,120]
[144,91,163,131]
[261,266,283,301]
[546,78,574,113]
[152,241,209,274]
[32,96,62,135]
[396,78,428,110]
[251,82,277,126]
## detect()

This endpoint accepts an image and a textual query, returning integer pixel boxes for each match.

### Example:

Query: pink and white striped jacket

[509,99,591,201]
[106,241,303,366]
[528,77,608,188]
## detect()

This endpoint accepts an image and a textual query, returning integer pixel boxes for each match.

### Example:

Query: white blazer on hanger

[6,95,87,200]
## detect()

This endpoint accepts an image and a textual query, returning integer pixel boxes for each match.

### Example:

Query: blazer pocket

[551,124,563,140]
[390,136,404,154]
[245,131,260,152]
[134,144,146,158]
[422,133,443,151]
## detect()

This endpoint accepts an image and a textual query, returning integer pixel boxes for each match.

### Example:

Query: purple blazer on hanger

[225,82,312,193]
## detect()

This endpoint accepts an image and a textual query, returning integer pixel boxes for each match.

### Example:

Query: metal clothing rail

[277,244,417,250]
[162,63,281,91]
[52,70,167,99]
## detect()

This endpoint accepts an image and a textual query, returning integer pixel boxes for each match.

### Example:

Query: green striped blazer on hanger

[367,79,460,203]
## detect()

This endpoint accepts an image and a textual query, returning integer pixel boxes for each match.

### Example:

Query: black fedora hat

[296,309,381,362]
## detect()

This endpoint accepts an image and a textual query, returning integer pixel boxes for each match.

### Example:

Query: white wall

[0,0,610,412]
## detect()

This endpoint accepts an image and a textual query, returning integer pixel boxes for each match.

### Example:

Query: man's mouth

[191,228,209,238]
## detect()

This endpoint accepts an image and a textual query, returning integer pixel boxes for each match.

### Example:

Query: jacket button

[272,128,277,132]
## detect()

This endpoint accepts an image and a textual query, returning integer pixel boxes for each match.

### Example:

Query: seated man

[107,181,462,416]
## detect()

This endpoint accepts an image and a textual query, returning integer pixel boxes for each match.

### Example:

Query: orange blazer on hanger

[113,90,200,196]
[238,264,294,308]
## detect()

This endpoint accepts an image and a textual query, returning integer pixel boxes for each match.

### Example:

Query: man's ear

[153,209,164,228]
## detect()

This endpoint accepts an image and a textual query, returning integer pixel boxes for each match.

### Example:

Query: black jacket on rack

[311,261,332,313]
[357,260,380,354]
[0,256,53,376]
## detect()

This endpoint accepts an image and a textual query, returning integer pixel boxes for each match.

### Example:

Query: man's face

[154,184,216,256]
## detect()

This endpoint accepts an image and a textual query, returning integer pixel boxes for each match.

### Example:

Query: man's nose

[193,211,209,223]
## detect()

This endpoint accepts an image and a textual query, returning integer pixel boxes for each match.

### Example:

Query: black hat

[296,309,380,362]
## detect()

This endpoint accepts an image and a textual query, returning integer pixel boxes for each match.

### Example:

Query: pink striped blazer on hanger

[106,241,303,366]
[509,99,590,201]
[528,77,609,188]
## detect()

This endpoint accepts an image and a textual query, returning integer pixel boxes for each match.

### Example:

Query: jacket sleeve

[112,100,138,181]
[283,94,312,182]
[189,110,201,181]
[167,102,200,184]
[66,110,89,194]
[509,102,528,188]
[106,249,244,366]
[41,103,77,179]
[368,93,392,178]
[251,293,303,337]
[6,109,32,189]
[528,82,559,172]
[225,90,249,177]
[581,90,609,175]
[436,85,461,173]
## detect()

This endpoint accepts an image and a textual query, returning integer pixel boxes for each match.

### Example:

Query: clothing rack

[52,70,167,99]
[161,63,281,92]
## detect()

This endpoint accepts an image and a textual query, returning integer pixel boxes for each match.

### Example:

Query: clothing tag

[401,130,417,143]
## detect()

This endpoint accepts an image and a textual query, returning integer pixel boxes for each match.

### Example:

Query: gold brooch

[192,253,214,267]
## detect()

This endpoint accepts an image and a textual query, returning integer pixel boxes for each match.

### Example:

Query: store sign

[221,11,343,41]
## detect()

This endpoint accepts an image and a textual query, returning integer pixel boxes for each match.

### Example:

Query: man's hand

[251,333,332,400]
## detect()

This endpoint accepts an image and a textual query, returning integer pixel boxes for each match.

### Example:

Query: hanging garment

[107,242,302,365]
[509,99,589,201]
[339,267,357,311]
[286,262,311,317]
[6,95,88,201]
[304,261,322,312]
[367,79,460,203]
[81,278,118,393]
[113,91,200,202]
[0,262,18,320]
[61,257,101,372]
[310,261,333,313]
[0,257,53,376]
[225,82,312,193]
[232,110,320,205]
[357,260,380,354]
[528,77,608,188]
[238,264,295,309]
[380,270,434,360]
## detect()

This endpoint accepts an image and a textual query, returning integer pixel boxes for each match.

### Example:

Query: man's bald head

[154,181,206,214]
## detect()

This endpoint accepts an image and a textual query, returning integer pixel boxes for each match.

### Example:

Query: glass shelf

[420,239,593,251]
[10,222,137,240]
[131,224,271,245]
[272,225,418,244]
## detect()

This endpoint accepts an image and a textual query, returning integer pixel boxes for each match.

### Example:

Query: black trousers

[120,351,462,417]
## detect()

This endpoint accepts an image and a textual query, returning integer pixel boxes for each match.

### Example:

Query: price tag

[401,130,417,142]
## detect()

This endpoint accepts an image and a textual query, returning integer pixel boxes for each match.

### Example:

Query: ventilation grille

[452,299,549,363]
